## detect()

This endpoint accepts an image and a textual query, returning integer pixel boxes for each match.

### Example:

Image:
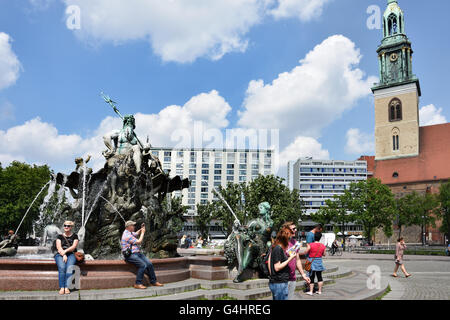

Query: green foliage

[315,194,356,233]
[160,196,189,234]
[246,175,304,231]
[197,175,304,237]
[396,191,440,241]
[0,161,51,237]
[346,178,396,244]
[195,202,215,239]
[438,181,450,242]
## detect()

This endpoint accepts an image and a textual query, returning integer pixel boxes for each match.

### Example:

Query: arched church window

[388,14,398,35]
[389,98,402,121]
[392,128,400,151]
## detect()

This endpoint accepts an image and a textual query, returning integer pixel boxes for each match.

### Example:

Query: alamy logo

[366,265,381,290]
[66,5,81,30]
[367,5,382,30]
[66,265,81,290]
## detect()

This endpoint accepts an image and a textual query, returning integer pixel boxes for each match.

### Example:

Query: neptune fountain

[33,94,189,259]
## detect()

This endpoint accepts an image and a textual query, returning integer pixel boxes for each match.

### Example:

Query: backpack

[259,246,273,279]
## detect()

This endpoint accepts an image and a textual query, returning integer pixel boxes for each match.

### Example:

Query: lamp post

[422,215,425,246]
[344,231,348,252]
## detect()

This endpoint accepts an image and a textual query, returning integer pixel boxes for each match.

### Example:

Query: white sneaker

[316,292,322,295]
[306,292,313,296]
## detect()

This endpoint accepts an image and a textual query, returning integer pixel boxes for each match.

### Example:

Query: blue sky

[0,0,449,175]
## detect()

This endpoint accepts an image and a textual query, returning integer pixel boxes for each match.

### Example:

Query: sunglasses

[63,225,72,228]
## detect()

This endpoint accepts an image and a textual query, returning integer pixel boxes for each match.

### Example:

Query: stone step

[0,279,201,301]
[135,266,355,300]
[0,265,363,300]
[290,270,389,300]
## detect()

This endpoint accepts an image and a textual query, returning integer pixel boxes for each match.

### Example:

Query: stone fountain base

[0,256,229,291]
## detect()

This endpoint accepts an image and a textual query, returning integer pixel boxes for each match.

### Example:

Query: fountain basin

[0,256,228,291]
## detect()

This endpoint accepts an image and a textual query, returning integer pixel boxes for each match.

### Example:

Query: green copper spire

[372,0,420,95]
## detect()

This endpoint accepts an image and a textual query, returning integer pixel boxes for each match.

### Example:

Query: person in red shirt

[303,232,326,295]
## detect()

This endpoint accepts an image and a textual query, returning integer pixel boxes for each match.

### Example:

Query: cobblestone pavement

[328,258,450,300]
[291,270,387,300]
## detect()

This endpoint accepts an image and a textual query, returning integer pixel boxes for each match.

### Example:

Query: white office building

[292,158,368,216]
[151,148,275,216]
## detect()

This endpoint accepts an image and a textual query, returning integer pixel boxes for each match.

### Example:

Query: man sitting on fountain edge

[121,220,163,289]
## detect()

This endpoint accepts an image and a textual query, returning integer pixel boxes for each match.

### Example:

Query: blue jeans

[54,253,77,289]
[269,282,289,300]
[125,252,157,285]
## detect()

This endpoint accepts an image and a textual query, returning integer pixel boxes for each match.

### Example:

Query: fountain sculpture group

[224,202,274,283]
[38,96,189,259]
[0,94,280,291]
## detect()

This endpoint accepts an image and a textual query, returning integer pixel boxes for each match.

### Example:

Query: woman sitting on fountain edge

[54,220,79,295]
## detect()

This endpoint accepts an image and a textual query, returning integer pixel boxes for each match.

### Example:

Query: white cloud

[345,128,374,155]
[269,0,330,21]
[62,0,331,63]
[63,0,266,63]
[279,136,329,162]
[419,104,447,126]
[0,32,21,90]
[276,135,329,178]
[0,90,232,172]
[238,35,377,143]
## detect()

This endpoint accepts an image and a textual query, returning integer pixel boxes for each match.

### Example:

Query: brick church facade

[359,0,449,244]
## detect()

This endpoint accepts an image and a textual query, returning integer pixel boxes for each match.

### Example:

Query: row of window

[300,163,366,167]
[300,184,349,190]
[300,168,367,173]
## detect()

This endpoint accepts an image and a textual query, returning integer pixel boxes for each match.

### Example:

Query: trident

[100,91,144,149]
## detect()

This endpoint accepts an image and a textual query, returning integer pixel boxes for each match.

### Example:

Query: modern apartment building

[292,158,368,216]
[151,148,275,216]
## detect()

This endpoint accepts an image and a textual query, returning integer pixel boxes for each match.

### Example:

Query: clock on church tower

[371,0,421,160]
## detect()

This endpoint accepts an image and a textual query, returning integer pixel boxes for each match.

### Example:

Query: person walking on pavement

[392,237,411,278]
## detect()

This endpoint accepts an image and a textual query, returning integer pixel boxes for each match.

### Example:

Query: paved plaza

[326,255,450,300]
[0,253,447,300]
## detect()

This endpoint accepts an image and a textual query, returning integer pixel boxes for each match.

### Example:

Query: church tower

[372,0,421,160]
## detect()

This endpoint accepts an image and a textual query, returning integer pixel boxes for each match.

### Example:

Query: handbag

[62,235,85,263]
[75,252,85,263]
[123,247,132,259]
[305,244,321,272]
[123,243,132,259]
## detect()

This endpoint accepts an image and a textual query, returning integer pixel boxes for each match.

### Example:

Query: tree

[211,182,248,236]
[199,175,304,237]
[395,192,421,238]
[396,191,439,243]
[0,161,51,238]
[416,191,440,245]
[245,175,304,231]
[439,181,450,244]
[346,178,396,245]
[194,202,215,240]
[311,202,336,228]
[314,193,356,251]
[160,196,189,235]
